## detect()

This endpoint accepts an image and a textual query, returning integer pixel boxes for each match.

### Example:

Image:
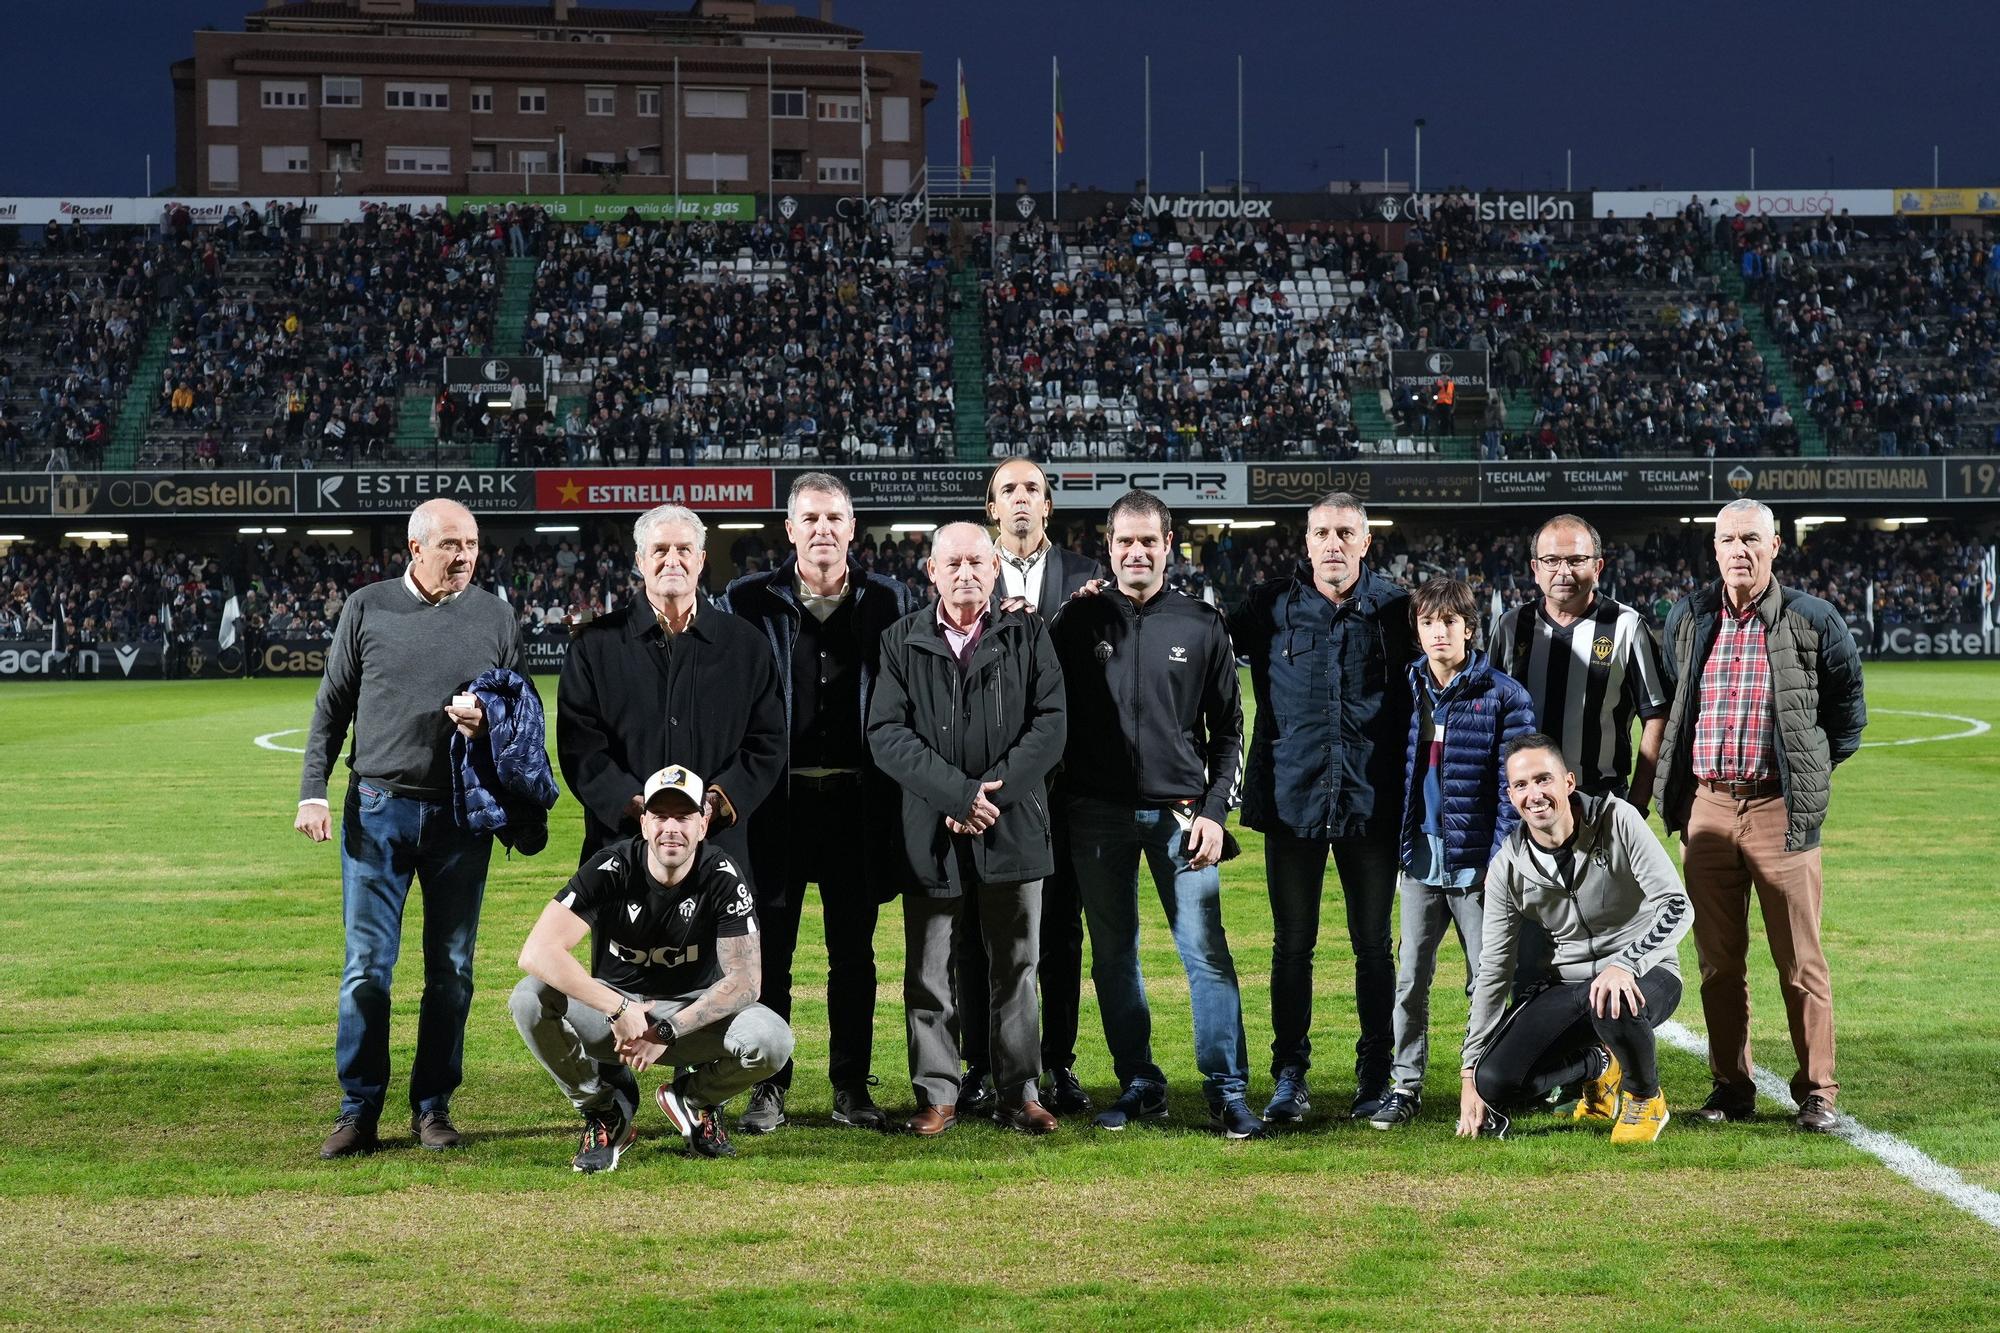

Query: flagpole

[766,56,774,205]
[860,54,869,197]
[1051,55,1058,222]
[1236,54,1244,209]
[1143,55,1151,199]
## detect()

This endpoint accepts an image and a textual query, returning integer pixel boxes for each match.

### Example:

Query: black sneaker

[738,1081,787,1135]
[957,1065,997,1116]
[318,1112,380,1160]
[1349,1079,1392,1120]
[411,1109,464,1151]
[1093,1080,1169,1130]
[1209,1098,1269,1140]
[1367,1089,1422,1129]
[1043,1066,1093,1115]
[572,1100,637,1174]
[656,1075,736,1159]
[1262,1068,1311,1124]
[831,1077,892,1131]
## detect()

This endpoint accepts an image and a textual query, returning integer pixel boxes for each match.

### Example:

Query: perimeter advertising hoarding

[776,466,988,508]
[1048,465,1247,506]
[1387,350,1490,395]
[441,356,548,403]
[1718,459,1944,503]
[49,472,297,517]
[1591,189,1895,219]
[1870,623,2000,659]
[1482,462,1711,505]
[448,194,756,222]
[300,470,536,514]
[0,476,51,516]
[535,468,774,512]
[1246,462,1481,508]
[1893,187,2000,216]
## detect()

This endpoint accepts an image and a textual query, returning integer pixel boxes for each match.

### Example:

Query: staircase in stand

[105,306,178,469]
[949,266,988,461]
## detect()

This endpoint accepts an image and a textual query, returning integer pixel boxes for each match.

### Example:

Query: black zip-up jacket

[1048,587,1243,824]
[867,605,1068,897]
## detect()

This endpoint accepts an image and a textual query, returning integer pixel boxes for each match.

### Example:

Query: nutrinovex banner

[448,194,756,222]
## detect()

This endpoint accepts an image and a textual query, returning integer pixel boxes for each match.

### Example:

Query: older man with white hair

[297,498,530,1159]
[557,502,784,866]
[868,522,1068,1136]
[1654,497,1866,1133]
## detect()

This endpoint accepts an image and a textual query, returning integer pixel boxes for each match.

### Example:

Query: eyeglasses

[1533,554,1598,571]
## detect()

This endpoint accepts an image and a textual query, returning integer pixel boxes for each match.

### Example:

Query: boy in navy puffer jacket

[1371,579,1535,1128]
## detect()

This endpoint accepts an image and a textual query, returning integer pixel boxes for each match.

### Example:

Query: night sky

[0,0,1990,197]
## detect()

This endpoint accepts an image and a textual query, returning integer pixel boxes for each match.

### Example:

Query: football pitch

[2,662,1998,1329]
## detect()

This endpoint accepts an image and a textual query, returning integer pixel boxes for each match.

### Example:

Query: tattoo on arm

[656,933,762,1039]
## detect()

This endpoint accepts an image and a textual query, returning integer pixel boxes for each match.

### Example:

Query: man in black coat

[868,522,1068,1136]
[954,457,1106,1117]
[557,504,785,868]
[721,472,918,1135]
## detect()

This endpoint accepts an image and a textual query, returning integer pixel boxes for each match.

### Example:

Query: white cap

[642,765,705,814]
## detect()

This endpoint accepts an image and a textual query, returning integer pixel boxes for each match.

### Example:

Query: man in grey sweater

[1456,734,1692,1145]
[296,498,529,1158]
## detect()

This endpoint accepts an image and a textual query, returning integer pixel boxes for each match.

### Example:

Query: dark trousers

[750,781,882,1092]
[1265,829,1400,1084]
[953,803,1083,1074]
[1475,968,1683,1107]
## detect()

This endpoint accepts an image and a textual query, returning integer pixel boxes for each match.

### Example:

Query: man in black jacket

[868,522,1068,1137]
[954,456,1105,1117]
[557,504,785,868]
[722,473,918,1135]
[1050,491,1260,1139]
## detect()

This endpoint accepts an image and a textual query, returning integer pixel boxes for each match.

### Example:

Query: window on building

[321,76,361,108]
[385,146,451,175]
[817,157,860,185]
[637,86,661,117]
[386,82,449,111]
[882,96,910,143]
[881,158,910,193]
[585,85,616,117]
[208,144,239,187]
[771,149,805,182]
[686,152,749,183]
[261,81,309,110]
[519,87,547,114]
[326,141,363,171]
[816,94,859,122]
[684,88,748,119]
[770,88,807,119]
[470,144,496,172]
[515,149,550,173]
[207,79,238,128]
[261,146,311,174]
[471,85,493,113]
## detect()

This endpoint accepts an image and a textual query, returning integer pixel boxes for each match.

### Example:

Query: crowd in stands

[520,214,956,464]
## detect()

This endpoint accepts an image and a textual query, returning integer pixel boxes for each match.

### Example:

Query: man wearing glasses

[1490,514,1669,1000]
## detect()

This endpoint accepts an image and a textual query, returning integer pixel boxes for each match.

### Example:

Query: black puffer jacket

[1656,579,1866,851]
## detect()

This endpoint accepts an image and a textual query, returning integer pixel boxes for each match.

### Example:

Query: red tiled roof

[251,2,860,37]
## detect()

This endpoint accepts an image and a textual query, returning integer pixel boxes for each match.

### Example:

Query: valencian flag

[957,59,973,181]
[1054,58,1066,154]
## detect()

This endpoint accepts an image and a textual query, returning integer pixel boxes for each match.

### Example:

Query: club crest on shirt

[1592,635,1614,663]
[679,898,697,921]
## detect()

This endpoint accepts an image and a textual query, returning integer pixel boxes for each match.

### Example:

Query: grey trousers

[508,975,795,1112]
[904,880,1042,1109]
[1389,877,1487,1093]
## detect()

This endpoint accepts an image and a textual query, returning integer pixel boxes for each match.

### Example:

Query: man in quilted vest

[1372,578,1535,1129]
[1654,498,1866,1133]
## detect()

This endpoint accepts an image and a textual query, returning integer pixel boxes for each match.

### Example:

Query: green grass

[2,663,1998,1328]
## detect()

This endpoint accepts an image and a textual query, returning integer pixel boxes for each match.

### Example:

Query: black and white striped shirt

[1491,594,1668,795]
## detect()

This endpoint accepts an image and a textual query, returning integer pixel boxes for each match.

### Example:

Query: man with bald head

[297,498,531,1158]
[869,522,1068,1135]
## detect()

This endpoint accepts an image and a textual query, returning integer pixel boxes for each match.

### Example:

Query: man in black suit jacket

[557,504,785,868]
[957,457,1105,1116]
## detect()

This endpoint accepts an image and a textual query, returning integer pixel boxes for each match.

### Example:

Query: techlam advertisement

[1591,189,1895,219]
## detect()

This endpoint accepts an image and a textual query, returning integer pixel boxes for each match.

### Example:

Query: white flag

[218,595,242,650]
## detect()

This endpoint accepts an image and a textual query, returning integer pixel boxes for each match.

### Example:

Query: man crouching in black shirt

[511,765,795,1168]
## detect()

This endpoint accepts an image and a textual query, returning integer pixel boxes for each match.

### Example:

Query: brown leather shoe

[1793,1094,1837,1134]
[319,1113,380,1159]
[907,1103,957,1137]
[412,1109,464,1150]
[995,1099,1059,1135]
[1691,1086,1756,1124]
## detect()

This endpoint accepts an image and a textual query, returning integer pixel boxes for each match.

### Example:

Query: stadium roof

[247,2,862,39]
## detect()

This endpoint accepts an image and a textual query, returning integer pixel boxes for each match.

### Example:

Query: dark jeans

[336,781,493,1121]
[954,796,1083,1073]
[1475,968,1683,1107]
[752,780,882,1092]
[1265,829,1399,1085]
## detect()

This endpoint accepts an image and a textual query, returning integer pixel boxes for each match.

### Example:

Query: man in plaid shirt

[1652,498,1866,1134]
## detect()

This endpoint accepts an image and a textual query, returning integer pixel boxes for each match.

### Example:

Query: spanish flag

[1054,58,1066,155]
[957,59,973,181]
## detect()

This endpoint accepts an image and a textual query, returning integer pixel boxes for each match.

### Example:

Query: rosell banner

[1591,189,1895,219]
[1894,187,2000,216]
[536,468,774,511]
[0,196,448,227]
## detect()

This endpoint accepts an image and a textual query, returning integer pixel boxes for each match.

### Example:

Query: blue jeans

[1264,829,1400,1085]
[1069,796,1249,1107]
[337,781,493,1120]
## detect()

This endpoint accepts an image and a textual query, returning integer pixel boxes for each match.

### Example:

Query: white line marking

[254,728,307,754]
[1658,1020,2000,1232]
[1860,708,1991,748]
